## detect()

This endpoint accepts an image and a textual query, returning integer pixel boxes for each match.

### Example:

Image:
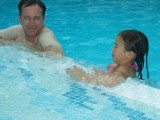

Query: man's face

[19,4,44,38]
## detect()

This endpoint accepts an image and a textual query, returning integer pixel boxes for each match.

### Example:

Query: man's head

[18,0,46,40]
[18,0,46,18]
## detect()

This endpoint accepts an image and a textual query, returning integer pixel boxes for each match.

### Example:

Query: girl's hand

[66,66,88,80]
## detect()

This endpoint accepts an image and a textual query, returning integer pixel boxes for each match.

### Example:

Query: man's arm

[38,27,64,57]
[0,25,21,41]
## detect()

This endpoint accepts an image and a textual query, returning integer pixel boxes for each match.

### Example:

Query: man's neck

[26,36,37,45]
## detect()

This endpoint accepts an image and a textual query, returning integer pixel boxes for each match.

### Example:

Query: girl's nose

[112,46,114,52]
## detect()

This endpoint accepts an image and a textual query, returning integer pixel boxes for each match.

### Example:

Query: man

[0,0,64,57]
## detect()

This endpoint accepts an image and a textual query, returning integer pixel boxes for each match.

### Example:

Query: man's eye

[35,17,41,20]
[24,17,30,20]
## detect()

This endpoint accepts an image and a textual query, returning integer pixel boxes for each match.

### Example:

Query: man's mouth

[28,28,36,32]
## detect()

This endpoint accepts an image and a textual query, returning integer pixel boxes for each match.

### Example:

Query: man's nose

[29,19,35,25]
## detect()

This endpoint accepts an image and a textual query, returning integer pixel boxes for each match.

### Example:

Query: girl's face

[112,35,128,65]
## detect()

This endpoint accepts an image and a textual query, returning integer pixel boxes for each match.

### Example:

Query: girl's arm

[66,66,125,87]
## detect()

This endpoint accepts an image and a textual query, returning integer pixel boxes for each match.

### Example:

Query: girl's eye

[115,45,118,48]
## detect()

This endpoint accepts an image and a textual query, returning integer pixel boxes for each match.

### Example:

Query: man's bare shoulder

[37,27,64,56]
[0,25,24,41]
[38,27,59,45]
[4,25,23,31]
[42,27,51,31]
[41,27,55,36]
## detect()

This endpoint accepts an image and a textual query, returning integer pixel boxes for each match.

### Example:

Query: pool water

[46,0,160,84]
[0,0,160,119]
[0,45,160,119]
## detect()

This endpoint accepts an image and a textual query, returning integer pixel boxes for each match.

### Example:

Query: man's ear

[18,15,22,21]
[43,16,45,22]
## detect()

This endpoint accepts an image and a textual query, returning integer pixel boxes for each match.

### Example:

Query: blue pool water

[0,0,160,119]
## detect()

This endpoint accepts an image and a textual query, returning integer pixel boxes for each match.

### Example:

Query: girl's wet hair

[119,30,149,79]
[18,0,46,17]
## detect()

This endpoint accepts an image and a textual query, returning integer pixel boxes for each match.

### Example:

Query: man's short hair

[18,0,46,17]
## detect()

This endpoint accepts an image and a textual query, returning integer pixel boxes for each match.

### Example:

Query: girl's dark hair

[119,30,149,79]
[18,0,46,17]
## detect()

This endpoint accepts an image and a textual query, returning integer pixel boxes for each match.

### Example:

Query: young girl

[66,30,149,87]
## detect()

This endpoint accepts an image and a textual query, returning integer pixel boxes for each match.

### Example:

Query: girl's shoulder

[115,66,135,79]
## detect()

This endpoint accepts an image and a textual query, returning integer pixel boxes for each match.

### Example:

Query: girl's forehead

[115,35,123,44]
